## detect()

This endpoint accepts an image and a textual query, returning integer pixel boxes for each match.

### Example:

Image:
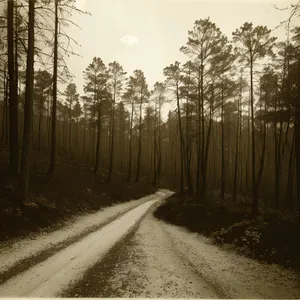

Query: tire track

[0,198,160,297]
[0,196,152,285]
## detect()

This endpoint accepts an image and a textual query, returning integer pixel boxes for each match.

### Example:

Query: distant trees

[34,70,52,152]
[151,82,167,185]
[83,57,108,174]
[132,70,149,182]
[122,85,135,182]
[106,62,126,183]
[64,83,79,155]
[233,22,277,216]
[180,18,231,199]
[164,62,185,195]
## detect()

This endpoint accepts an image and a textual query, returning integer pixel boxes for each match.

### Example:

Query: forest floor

[0,146,157,242]
[154,194,300,272]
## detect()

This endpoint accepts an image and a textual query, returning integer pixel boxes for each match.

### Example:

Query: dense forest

[0,0,299,232]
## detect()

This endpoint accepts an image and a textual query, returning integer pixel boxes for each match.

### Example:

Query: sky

[65,0,296,94]
[1,0,297,116]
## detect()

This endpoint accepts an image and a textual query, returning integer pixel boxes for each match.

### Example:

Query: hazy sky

[65,0,296,98]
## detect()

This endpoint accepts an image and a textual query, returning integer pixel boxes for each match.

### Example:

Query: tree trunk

[152,126,157,185]
[136,100,143,182]
[14,0,19,133]
[69,115,72,157]
[48,0,58,176]
[5,75,9,143]
[203,102,213,200]
[94,102,101,174]
[83,117,86,158]
[221,78,225,200]
[245,97,251,197]
[184,68,193,196]
[126,103,134,182]
[250,58,259,217]
[274,94,280,209]
[1,67,7,143]
[157,104,162,184]
[38,94,43,152]
[20,0,35,202]
[152,105,158,185]
[286,131,295,211]
[176,84,184,195]
[256,101,267,192]
[233,80,241,202]
[46,96,50,150]
[295,113,300,222]
[196,78,201,198]
[7,0,19,175]
[107,96,115,183]
[120,109,125,172]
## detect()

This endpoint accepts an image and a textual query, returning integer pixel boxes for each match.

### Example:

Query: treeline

[0,0,299,219]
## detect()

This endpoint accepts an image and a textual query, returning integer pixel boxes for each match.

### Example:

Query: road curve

[65,204,300,299]
[1,189,300,298]
[0,191,171,297]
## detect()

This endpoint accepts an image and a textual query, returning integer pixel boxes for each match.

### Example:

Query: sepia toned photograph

[0,0,299,298]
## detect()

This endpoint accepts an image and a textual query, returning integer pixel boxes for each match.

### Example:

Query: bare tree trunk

[203,101,213,200]
[107,96,115,183]
[20,0,35,202]
[127,103,134,181]
[48,0,58,176]
[176,84,184,195]
[295,113,300,222]
[274,94,280,209]
[14,0,19,134]
[119,107,124,172]
[46,96,50,150]
[83,117,86,158]
[250,59,259,217]
[153,105,158,185]
[200,76,205,199]
[7,0,19,175]
[69,116,72,157]
[4,76,9,143]
[136,100,143,182]
[256,100,267,193]
[157,104,162,183]
[94,102,101,174]
[38,95,43,152]
[196,78,201,198]
[221,78,225,200]
[1,67,7,143]
[152,120,157,185]
[245,96,251,197]
[233,79,241,202]
[286,131,295,211]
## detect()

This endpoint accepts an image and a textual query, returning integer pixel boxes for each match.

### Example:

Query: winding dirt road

[0,190,299,298]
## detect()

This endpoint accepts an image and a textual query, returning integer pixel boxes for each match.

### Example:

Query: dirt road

[0,190,299,298]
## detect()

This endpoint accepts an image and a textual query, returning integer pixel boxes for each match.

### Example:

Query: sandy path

[2,190,299,299]
[0,192,161,274]
[86,206,300,298]
[0,190,172,297]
